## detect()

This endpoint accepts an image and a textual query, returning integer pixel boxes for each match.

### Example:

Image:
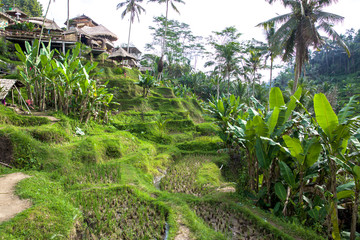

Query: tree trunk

[298,168,304,205]
[162,0,170,56]
[329,157,341,240]
[350,181,359,240]
[66,0,70,30]
[282,187,291,216]
[227,71,230,96]
[38,0,53,55]
[252,67,256,96]
[127,11,133,53]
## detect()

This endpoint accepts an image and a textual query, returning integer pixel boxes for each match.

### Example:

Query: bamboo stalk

[0,161,13,168]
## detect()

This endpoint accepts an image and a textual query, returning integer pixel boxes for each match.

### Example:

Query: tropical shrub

[209,87,360,239]
[15,41,114,123]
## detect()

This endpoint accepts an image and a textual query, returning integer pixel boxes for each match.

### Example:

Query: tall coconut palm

[148,0,184,56]
[116,0,146,53]
[258,22,279,93]
[66,0,70,30]
[258,0,350,94]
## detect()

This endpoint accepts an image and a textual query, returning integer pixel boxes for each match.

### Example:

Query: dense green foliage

[207,87,360,239]
[1,0,43,17]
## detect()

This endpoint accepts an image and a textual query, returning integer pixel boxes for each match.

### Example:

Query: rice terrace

[0,0,360,239]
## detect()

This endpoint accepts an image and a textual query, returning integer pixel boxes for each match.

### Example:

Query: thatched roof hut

[0,12,14,22]
[28,17,62,31]
[0,79,24,99]
[6,7,27,20]
[81,25,118,41]
[109,48,137,61]
[65,15,99,28]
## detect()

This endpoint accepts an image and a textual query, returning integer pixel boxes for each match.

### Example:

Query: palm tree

[205,42,242,96]
[258,0,350,93]
[148,0,184,56]
[258,22,279,94]
[205,27,243,96]
[116,0,146,53]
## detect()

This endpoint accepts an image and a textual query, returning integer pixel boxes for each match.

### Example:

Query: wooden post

[11,88,14,105]
[14,86,32,114]
[62,42,65,54]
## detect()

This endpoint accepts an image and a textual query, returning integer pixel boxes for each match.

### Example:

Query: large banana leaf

[256,138,271,169]
[275,182,287,201]
[269,87,285,110]
[283,135,304,165]
[314,93,338,141]
[279,161,296,188]
[285,87,302,121]
[267,107,280,135]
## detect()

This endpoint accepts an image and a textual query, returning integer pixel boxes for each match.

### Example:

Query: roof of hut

[0,12,15,22]
[28,17,62,31]
[64,27,88,37]
[65,14,99,27]
[0,79,24,99]
[122,46,142,55]
[81,25,118,41]
[109,47,137,61]
[6,7,28,18]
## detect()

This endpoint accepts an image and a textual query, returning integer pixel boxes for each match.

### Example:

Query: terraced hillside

[0,68,323,240]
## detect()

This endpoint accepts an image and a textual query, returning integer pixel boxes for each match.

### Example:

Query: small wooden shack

[109,47,138,66]
[122,46,142,59]
[5,7,27,21]
[64,15,118,54]
[0,79,24,103]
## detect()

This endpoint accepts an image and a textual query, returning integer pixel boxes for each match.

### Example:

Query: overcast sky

[38,0,360,77]
[39,0,360,49]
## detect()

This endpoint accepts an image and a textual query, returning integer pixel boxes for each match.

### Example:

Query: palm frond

[257,13,292,27]
[171,2,180,14]
[318,22,351,57]
[314,11,344,23]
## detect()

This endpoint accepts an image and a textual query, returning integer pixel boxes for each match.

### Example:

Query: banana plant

[313,93,360,240]
[207,94,243,144]
[136,71,159,98]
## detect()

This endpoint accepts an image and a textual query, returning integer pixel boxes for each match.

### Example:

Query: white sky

[38,0,360,78]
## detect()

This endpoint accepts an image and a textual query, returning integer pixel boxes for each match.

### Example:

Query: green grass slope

[0,66,324,240]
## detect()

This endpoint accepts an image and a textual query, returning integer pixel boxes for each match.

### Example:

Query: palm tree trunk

[162,0,169,56]
[66,0,70,30]
[252,68,256,96]
[127,11,133,53]
[38,0,53,54]
[227,71,230,96]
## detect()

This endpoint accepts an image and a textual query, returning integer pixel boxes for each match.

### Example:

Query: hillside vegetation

[0,61,324,239]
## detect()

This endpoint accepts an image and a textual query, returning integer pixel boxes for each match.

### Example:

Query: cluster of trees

[208,88,360,240]
[16,41,113,123]
[1,0,43,17]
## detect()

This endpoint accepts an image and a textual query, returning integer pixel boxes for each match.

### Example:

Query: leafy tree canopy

[1,0,43,17]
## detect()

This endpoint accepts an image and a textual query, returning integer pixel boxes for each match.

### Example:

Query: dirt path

[0,173,31,223]
[174,215,191,240]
